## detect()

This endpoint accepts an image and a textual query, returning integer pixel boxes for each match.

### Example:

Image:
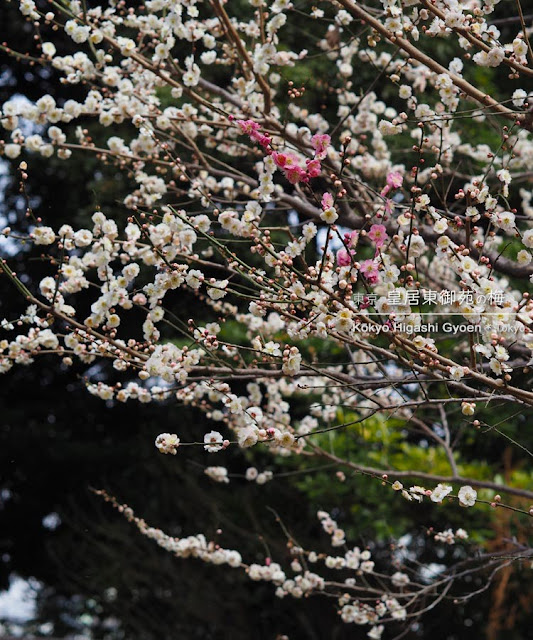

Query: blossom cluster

[2,0,533,634]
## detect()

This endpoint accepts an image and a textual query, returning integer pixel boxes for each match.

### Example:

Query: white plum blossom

[155,433,180,455]
[33,226,56,245]
[391,572,410,587]
[458,486,477,507]
[238,427,259,448]
[204,466,230,483]
[203,430,224,453]
[430,484,453,503]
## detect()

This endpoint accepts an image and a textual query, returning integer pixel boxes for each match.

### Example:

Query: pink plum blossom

[254,133,272,148]
[305,158,322,178]
[359,259,380,284]
[386,171,403,189]
[284,165,308,184]
[321,192,334,209]
[236,119,260,135]
[381,172,403,199]
[236,119,271,148]
[368,224,388,250]
[272,151,298,168]
[311,133,331,160]
[336,248,354,266]
[344,230,359,248]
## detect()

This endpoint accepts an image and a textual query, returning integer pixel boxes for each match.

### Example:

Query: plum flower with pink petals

[236,119,271,148]
[337,230,358,265]
[284,165,308,184]
[255,133,272,148]
[368,224,388,250]
[306,158,322,178]
[337,248,354,266]
[311,133,330,160]
[321,192,334,209]
[381,172,403,200]
[344,229,359,248]
[272,151,298,169]
[360,259,380,284]
[386,171,403,189]
[236,119,260,135]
